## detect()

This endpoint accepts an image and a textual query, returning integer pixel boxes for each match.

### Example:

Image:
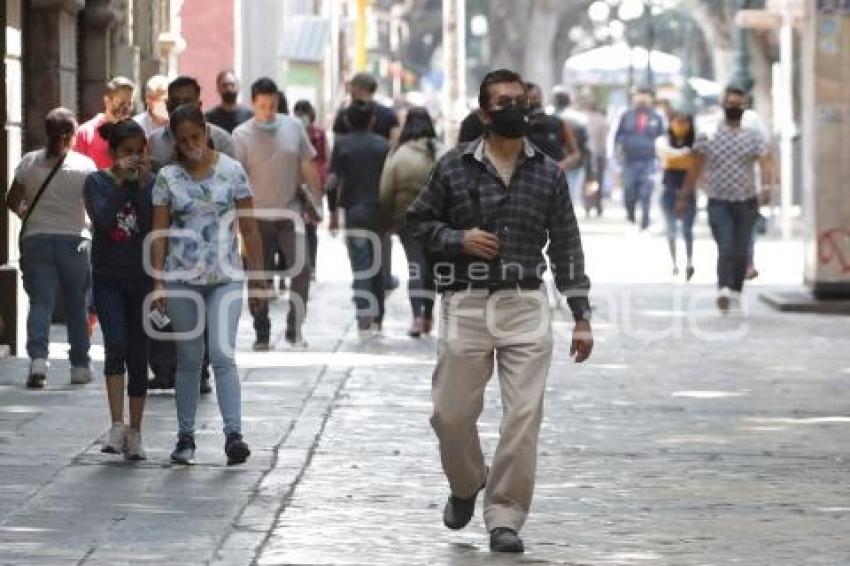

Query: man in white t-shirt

[133,75,169,137]
[233,77,320,350]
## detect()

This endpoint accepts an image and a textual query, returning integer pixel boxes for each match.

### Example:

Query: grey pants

[253,219,310,340]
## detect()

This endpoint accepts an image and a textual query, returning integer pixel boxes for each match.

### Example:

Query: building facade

[1,0,183,355]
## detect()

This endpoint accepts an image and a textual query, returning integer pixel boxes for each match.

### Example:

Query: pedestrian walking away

[6,108,97,389]
[329,100,391,333]
[612,88,665,230]
[379,107,441,337]
[233,77,321,351]
[657,111,697,280]
[406,69,594,554]
[678,85,775,313]
[150,104,267,466]
[84,119,154,460]
[333,72,401,292]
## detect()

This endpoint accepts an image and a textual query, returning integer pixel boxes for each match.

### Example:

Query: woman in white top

[5,108,98,389]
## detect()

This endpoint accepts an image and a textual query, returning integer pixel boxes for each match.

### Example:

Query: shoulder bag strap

[19,153,67,245]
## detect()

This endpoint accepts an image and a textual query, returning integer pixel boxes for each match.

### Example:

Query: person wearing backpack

[5,108,97,388]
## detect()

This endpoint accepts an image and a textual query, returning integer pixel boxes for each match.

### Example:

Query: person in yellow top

[656,112,697,279]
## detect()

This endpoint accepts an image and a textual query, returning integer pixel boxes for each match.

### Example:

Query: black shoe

[489,527,525,553]
[686,266,695,281]
[443,481,485,530]
[26,373,46,389]
[170,433,196,465]
[200,373,212,395]
[225,433,251,466]
[384,275,400,292]
[149,371,175,390]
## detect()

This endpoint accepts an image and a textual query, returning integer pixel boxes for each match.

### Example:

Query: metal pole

[442,0,465,145]
[645,0,654,90]
[779,5,795,240]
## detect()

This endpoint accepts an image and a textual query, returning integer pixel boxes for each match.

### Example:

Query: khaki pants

[431,287,553,532]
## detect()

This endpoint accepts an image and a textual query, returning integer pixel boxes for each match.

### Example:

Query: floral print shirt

[152,154,253,285]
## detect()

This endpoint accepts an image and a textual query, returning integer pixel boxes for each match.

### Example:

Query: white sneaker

[124,429,146,461]
[286,338,309,351]
[101,424,127,454]
[70,366,92,385]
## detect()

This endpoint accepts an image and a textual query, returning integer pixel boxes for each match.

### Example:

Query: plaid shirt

[405,137,591,320]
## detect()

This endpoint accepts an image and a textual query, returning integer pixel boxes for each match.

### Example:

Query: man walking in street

[133,74,169,137]
[677,85,775,313]
[406,69,594,553]
[148,76,236,169]
[233,77,321,350]
[612,88,665,230]
[333,72,400,292]
[328,100,390,332]
[74,77,136,169]
[206,71,253,134]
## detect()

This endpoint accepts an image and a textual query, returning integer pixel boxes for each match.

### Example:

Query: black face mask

[724,106,744,122]
[221,91,238,105]
[487,105,529,139]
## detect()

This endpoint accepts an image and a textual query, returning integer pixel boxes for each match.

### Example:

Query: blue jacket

[615,108,665,163]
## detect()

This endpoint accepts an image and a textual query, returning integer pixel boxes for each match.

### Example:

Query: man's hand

[463,228,501,261]
[675,195,691,219]
[328,212,340,237]
[758,186,773,206]
[570,320,593,363]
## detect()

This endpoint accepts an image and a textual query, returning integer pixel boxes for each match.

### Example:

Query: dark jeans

[622,160,655,229]
[307,223,318,274]
[398,225,435,319]
[254,219,310,341]
[345,232,385,322]
[660,170,696,264]
[707,198,758,292]
[381,233,394,288]
[20,234,91,367]
[92,277,148,397]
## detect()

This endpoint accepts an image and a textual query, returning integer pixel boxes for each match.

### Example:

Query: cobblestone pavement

[1,220,849,565]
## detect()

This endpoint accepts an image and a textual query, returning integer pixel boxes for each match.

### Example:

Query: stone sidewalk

[1,229,849,565]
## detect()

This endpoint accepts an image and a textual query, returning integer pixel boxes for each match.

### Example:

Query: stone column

[24,0,85,150]
[79,0,119,120]
[802,2,850,299]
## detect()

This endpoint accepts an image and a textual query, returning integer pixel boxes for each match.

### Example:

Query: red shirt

[74,114,113,170]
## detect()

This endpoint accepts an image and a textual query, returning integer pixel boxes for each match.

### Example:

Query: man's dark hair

[216,70,237,85]
[346,100,375,131]
[724,85,747,99]
[251,77,280,100]
[635,87,655,97]
[294,100,316,123]
[554,91,571,110]
[478,69,526,110]
[168,76,201,97]
[350,72,378,94]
